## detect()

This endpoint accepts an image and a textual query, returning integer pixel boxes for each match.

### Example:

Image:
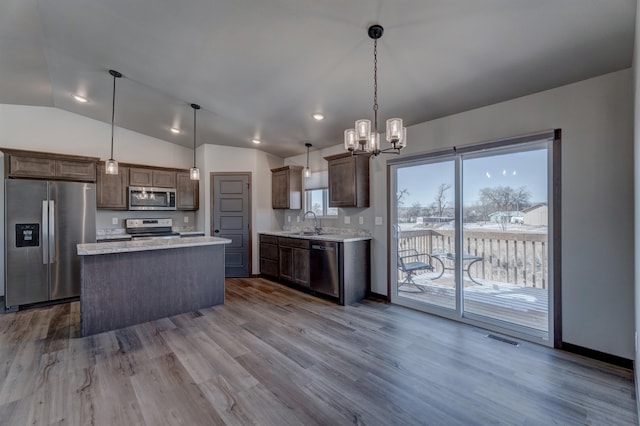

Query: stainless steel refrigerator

[5,179,96,309]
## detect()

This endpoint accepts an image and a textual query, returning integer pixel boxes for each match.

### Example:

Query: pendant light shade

[106,69,122,175]
[304,143,312,178]
[344,25,406,156]
[190,103,201,181]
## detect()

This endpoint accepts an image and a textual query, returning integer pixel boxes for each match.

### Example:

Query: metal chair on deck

[397,249,438,292]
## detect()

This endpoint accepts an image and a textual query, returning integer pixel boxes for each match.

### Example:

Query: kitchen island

[77,236,230,336]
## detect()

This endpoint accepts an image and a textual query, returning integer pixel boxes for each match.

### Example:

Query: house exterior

[523,204,548,226]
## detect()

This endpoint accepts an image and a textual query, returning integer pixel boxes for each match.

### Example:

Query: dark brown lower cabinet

[278,237,310,287]
[259,235,279,279]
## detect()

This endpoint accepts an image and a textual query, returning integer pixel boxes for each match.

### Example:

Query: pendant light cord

[111,73,116,159]
[373,38,378,133]
[193,107,197,167]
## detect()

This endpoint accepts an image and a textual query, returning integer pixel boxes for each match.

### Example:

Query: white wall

[197,144,283,274]
[286,69,635,359]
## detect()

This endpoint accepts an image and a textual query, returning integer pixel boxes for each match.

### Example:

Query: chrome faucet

[303,210,322,235]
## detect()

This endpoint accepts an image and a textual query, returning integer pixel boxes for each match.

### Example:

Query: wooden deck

[398,272,548,331]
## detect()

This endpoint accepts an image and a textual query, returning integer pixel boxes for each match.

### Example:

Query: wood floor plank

[0,276,636,425]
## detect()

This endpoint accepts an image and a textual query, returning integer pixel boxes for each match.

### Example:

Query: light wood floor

[0,278,636,425]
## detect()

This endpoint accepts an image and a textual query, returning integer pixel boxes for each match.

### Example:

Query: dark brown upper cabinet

[324,153,370,208]
[129,168,176,188]
[176,172,199,210]
[96,162,129,210]
[271,165,303,209]
[2,148,97,182]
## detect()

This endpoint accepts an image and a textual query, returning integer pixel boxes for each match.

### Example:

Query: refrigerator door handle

[42,200,49,264]
[49,200,55,263]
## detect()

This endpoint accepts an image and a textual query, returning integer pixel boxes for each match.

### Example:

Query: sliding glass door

[390,134,556,343]
[395,159,456,310]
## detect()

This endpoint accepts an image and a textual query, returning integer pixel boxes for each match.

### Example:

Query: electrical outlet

[287,215,291,223]
[112,217,118,225]
[184,216,189,223]
[296,216,300,222]
[344,216,351,224]
[375,216,383,225]
[359,216,364,225]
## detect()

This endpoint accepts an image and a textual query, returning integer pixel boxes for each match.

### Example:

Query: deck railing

[397,228,548,288]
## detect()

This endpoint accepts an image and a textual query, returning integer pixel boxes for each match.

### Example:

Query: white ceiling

[0,0,636,158]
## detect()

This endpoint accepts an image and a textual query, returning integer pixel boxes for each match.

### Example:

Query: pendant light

[304,142,312,178]
[105,69,122,174]
[344,25,406,156]
[190,103,201,180]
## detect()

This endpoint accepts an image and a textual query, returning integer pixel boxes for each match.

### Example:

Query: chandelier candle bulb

[355,119,371,142]
[386,118,403,143]
[344,129,357,150]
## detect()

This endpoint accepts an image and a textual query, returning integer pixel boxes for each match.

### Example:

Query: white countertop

[260,231,371,243]
[78,236,231,255]
[95,231,205,241]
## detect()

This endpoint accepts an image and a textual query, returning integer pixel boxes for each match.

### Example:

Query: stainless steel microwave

[128,186,177,210]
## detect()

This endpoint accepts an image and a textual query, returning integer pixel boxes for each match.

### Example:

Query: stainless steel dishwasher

[310,240,340,297]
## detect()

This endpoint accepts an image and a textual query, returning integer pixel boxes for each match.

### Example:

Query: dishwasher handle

[311,244,335,251]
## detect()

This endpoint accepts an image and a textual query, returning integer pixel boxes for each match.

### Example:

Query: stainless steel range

[125,218,180,240]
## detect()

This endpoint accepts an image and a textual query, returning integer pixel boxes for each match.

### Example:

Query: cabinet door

[97,164,129,209]
[153,170,176,188]
[129,168,153,186]
[9,155,56,178]
[272,170,289,209]
[328,156,357,207]
[176,172,198,210]
[55,159,96,182]
[278,246,293,281]
[292,248,310,287]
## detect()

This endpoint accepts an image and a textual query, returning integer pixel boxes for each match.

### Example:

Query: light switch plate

[184,216,189,223]
[344,216,351,224]
[112,217,118,225]
[287,215,291,223]
[297,216,300,222]
[359,216,364,225]
[375,216,383,225]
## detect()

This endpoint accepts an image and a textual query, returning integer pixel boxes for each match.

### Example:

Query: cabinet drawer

[260,234,278,245]
[260,258,278,277]
[278,237,310,249]
[260,242,279,260]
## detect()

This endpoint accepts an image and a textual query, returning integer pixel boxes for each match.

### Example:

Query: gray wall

[285,69,634,359]
[368,69,634,359]
[633,1,640,413]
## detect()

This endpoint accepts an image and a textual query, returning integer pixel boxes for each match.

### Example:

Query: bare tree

[396,188,410,207]
[433,183,451,218]
[479,185,531,230]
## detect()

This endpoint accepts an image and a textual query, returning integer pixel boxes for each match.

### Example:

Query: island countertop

[77,236,231,255]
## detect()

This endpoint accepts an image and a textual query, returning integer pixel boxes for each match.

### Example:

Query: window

[305,189,338,217]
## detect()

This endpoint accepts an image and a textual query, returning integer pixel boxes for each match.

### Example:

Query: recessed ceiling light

[170,127,181,134]
[312,113,325,121]
[73,94,88,103]
[252,139,261,144]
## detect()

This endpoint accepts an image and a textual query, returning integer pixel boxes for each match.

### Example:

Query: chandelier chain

[373,38,378,132]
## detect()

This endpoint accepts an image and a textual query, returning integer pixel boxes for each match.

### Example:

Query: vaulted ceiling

[0,0,635,158]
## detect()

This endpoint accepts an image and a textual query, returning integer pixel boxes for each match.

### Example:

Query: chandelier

[344,25,406,156]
